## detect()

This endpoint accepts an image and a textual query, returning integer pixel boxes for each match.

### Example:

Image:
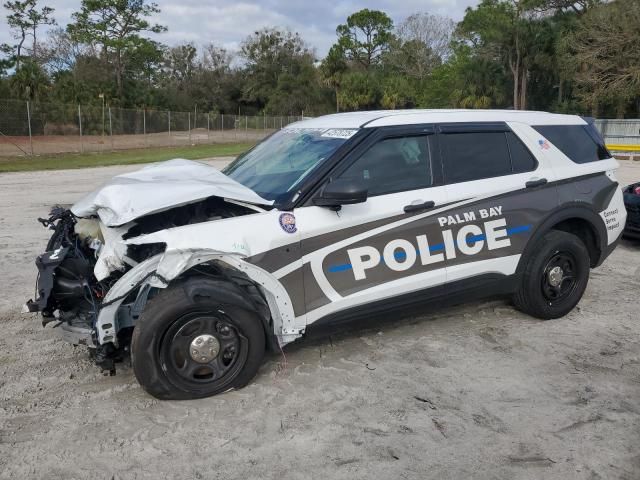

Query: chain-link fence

[0,99,305,156]
[3,98,639,157]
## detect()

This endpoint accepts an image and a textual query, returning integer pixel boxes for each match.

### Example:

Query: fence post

[245,115,248,141]
[143,108,147,147]
[168,110,171,146]
[78,104,84,153]
[207,112,210,143]
[188,112,192,144]
[221,113,224,140]
[101,96,105,152]
[108,107,113,151]
[26,101,34,155]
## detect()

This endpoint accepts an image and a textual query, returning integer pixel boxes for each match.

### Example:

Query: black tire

[513,230,590,319]
[131,277,265,400]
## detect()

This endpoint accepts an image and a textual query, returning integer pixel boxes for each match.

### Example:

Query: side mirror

[313,178,368,208]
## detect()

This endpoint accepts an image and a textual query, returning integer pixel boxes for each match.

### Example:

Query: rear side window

[532,125,610,163]
[440,131,536,184]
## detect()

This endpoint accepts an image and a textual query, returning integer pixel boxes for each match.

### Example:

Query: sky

[1,0,480,57]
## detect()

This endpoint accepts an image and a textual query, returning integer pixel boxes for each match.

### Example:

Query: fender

[516,203,607,275]
[149,249,300,344]
[95,250,300,348]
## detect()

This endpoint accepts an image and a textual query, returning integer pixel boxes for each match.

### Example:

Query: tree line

[1,0,638,118]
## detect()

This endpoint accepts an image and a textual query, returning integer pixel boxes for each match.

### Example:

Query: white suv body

[27,109,626,399]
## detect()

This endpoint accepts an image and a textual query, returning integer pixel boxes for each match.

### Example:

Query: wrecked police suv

[26,110,626,399]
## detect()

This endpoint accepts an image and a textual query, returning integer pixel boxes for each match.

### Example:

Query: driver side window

[338,135,433,197]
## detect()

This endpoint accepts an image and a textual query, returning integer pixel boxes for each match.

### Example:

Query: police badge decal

[279,212,297,234]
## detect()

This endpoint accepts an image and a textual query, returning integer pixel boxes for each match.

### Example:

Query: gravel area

[0,159,639,480]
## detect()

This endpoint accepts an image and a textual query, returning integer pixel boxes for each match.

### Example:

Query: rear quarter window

[533,125,610,164]
[506,131,537,173]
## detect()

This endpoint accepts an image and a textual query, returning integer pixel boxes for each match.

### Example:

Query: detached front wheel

[513,230,590,319]
[131,277,265,400]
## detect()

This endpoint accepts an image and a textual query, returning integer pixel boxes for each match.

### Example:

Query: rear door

[292,126,449,326]
[436,122,558,283]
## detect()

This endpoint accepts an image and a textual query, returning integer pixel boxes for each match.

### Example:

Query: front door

[293,127,449,326]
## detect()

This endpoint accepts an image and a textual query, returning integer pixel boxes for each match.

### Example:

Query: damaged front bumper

[26,157,307,374]
[24,247,71,317]
[26,208,302,375]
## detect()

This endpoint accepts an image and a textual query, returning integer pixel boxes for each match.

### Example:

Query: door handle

[525,178,548,188]
[403,200,435,213]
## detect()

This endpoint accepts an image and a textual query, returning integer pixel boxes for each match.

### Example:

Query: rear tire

[131,277,265,400]
[513,230,590,319]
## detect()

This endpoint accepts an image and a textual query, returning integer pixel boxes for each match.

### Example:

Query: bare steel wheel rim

[541,251,578,304]
[160,312,248,389]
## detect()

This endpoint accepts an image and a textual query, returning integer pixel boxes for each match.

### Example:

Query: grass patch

[0,143,253,173]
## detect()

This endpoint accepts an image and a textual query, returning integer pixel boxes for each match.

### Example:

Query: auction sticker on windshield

[322,129,358,139]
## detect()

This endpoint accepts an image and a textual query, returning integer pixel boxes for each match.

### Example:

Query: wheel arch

[169,263,281,352]
[97,251,301,351]
[517,204,607,274]
[150,250,302,348]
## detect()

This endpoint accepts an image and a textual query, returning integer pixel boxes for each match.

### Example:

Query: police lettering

[348,218,511,281]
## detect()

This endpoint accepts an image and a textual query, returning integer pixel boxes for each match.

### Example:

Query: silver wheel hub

[190,334,220,363]
[548,266,563,287]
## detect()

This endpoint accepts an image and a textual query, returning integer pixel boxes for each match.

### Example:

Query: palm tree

[10,59,49,100]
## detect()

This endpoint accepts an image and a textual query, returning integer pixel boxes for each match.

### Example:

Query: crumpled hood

[71,159,273,226]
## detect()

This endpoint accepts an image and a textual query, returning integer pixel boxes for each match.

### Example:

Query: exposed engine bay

[28,207,111,336]
[26,197,260,373]
[24,159,286,374]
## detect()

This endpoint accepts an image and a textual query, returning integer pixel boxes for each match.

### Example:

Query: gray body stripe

[278,268,306,317]
[246,243,301,274]
[301,262,332,311]
[247,201,461,272]
[246,172,613,321]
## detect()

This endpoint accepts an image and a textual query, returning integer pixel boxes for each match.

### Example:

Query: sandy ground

[0,160,639,480]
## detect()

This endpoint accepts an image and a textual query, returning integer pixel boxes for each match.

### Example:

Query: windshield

[222,128,358,203]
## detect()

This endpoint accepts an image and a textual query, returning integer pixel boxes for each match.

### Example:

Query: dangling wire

[276,340,288,376]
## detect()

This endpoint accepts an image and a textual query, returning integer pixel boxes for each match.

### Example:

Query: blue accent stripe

[327,263,353,273]
[327,263,358,273]
[326,223,533,273]
[506,224,532,235]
